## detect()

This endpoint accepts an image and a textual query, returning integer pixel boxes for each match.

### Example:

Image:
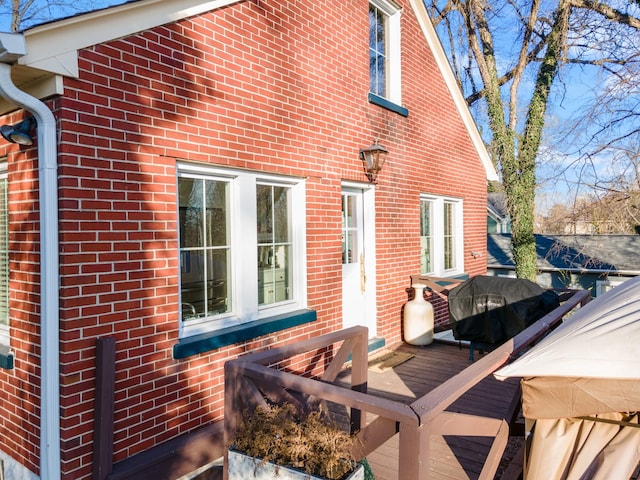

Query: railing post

[349,327,368,433]
[92,337,116,480]
[398,420,425,480]
[223,361,243,480]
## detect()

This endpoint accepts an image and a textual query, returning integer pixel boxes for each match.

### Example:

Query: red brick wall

[0,1,489,478]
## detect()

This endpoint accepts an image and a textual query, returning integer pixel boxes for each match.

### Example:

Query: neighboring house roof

[1,0,498,182]
[487,192,508,219]
[488,233,640,274]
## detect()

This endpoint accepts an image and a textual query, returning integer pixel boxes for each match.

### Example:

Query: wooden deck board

[337,340,523,480]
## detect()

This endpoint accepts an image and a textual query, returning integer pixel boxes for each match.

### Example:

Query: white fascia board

[19,0,246,78]
[408,0,498,182]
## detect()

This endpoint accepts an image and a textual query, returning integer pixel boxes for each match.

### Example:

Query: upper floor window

[420,195,463,276]
[178,164,306,337]
[369,0,402,105]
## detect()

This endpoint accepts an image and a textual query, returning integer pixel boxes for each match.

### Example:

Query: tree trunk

[502,0,572,280]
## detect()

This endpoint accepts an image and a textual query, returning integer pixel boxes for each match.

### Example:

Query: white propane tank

[403,283,434,346]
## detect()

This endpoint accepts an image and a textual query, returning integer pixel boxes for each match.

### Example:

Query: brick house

[0,0,496,478]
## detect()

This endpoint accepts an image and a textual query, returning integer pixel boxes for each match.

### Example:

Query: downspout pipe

[0,34,60,479]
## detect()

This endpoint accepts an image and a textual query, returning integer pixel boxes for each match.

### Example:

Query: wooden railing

[223,288,591,480]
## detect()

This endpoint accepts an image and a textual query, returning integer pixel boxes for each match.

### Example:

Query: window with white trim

[420,195,463,276]
[0,164,7,345]
[595,277,628,297]
[369,0,402,104]
[177,164,306,337]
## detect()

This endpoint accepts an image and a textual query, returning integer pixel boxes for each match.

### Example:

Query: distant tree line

[538,145,640,234]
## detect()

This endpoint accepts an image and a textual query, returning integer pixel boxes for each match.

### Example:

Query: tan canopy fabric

[495,275,640,479]
[525,413,640,480]
[518,376,640,419]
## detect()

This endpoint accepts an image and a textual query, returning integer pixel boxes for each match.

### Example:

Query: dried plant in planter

[232,403,359,480]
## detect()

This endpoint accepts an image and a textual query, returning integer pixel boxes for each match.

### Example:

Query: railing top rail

[227,360,419,424]
[232,325,367,366]
[510,289,590,355]
[410,288,590,422]
[409,274,464,294]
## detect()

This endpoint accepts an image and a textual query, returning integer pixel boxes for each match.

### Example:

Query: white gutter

[0,33,60,480]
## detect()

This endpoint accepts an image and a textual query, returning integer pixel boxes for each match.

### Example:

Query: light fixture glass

[0,117,35,146]
[359,140,388,183]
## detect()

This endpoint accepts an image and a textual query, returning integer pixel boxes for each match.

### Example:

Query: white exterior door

[341,184,376,336]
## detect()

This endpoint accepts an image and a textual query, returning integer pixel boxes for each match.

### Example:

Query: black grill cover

[448,276,560,345]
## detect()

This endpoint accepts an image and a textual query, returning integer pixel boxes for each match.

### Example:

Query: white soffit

[408,0,498,182]
[0,66,63,114]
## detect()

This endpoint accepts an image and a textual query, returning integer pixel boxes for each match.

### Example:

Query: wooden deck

[336,340,524,480]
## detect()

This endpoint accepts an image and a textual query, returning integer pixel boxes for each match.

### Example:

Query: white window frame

[595,277,627,297]
[420,194,464,276]
[177,163,307,338]
[369,0,402,105]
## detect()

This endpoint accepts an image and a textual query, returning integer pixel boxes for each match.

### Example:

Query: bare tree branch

[571,0,640,30]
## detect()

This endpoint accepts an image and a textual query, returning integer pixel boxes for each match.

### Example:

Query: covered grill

[448,276,559,358]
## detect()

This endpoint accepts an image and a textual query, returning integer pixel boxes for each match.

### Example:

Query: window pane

[207,249,229,314]
[181,251,205,318]
[258,184,292,306]
[179,177,204,248]
[420,200,432,273]
[179,176,230,321]
[257,184,272,244]
[205,180,228,246]
[273,186,289,243]
[275,245,291,301]
[342,194,359,265]
[369,5,386,97]
[444,202,455,270]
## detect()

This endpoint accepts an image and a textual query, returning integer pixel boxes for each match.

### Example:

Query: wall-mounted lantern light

[1,116,35,145]
[359,140,388,183]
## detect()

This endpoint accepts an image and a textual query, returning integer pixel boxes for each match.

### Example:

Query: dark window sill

[368,93,409,117]
[0,344,14,370]
[173,309,317,359]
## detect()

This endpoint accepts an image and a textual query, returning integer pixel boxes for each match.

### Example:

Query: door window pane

[342,193,360,264]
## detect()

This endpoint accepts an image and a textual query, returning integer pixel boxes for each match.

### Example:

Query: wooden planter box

[227,450,365,480]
